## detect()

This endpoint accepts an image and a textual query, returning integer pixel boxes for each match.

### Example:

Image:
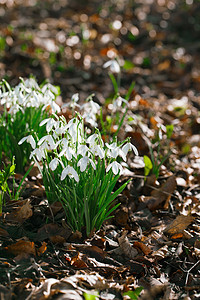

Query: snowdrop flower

[103,59,120,73]
[29,148,45,161]
[50,101,61,113]
[86,133,98,146]
[77,156,96,172]
[41,83,58,95]
[106,142,128,161]
[106,142,120,159]
[122,142,138,157]
[81,99,100,127]
[40,118,58,133]
[113,96,128,111]
[49,157,63,171]
[38,135,56,150]
[62,93,80,110]
[77,144,90,157]
[18,135,36,149]
[0,78,60,115]
[9,104,24,114]
[106,161,123,175]
[61,166,79,182]
[66,118,84,144]
[58,139,76,160]
[90,144,105,159]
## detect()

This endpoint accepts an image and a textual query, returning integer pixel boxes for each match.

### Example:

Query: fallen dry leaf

[164,215,195,235]
[133,241,152,255]
[50,235,66,244]
[118,231,138,259]
[37,223,72,241]
[151,245,168,260]
[145,175,177,210]
[71,253,88,268]
[37,242,47,256]
[5,240,36,256]
[0,227,9,237]
[115,207,129,227]
[6,200,33,223]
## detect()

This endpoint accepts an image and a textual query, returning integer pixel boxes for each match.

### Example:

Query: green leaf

[166,124,174,139]
[123,60,135,70]
[123,287,144,299]
[143,155,153,177]
[9,164,15,174]
[83,291,99,300]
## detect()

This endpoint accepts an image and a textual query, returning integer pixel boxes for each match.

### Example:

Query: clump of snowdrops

[0,78,60,172]
[19,113,138,236]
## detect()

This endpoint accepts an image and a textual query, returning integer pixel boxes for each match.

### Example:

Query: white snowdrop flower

[77,156,96,172]
[41,83,58,95]
[113,96,128,111]
[59,146,74,161]
[106,142,120,159]
[49,157,60,171]
[103,59,120,73]
[18,135,36,149]
[118,148,127,161]
[51,101,61,113]
[87,133,98,146]
[61,166,79,182]
[62,93,80,110]
[122,142,138,157]
[84,115,98,127]
[81,100,100,127]
[77,144,90,157]
[90,144,105,159]
[106,142,118,150]
[38,135,56,150]
[72,93,79,102]
[66,118,84,144]
[9,104,24,114]
[106,161,123,175]
[40,118,58,133]
[29,148,45,161]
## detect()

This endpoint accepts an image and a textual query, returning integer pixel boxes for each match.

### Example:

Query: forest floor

[0,0,200,299]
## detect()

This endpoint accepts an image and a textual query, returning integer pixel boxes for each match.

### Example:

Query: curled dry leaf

[164,215,195,235]
[5,240,36,256]
[118,231,138,259]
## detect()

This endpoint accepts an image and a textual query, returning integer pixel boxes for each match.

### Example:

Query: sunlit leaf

[123,287,144,299]
[143,155,153,177]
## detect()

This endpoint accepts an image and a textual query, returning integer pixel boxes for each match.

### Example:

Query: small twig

[185,260,200,286]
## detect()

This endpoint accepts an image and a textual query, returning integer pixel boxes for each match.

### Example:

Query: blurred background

[0,0,200,102]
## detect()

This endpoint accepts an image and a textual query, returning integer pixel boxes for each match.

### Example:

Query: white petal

[89,159,96,170]
[77,157,88,172]
[28,135,36,149]
[112,161,119,175]
[119,149,127,161]
[39,118,50,127]
[61,167,69,180]
[68,166,79,182]
[106,163,112,173]
[18,136,28,145]
[49,158,58,171]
